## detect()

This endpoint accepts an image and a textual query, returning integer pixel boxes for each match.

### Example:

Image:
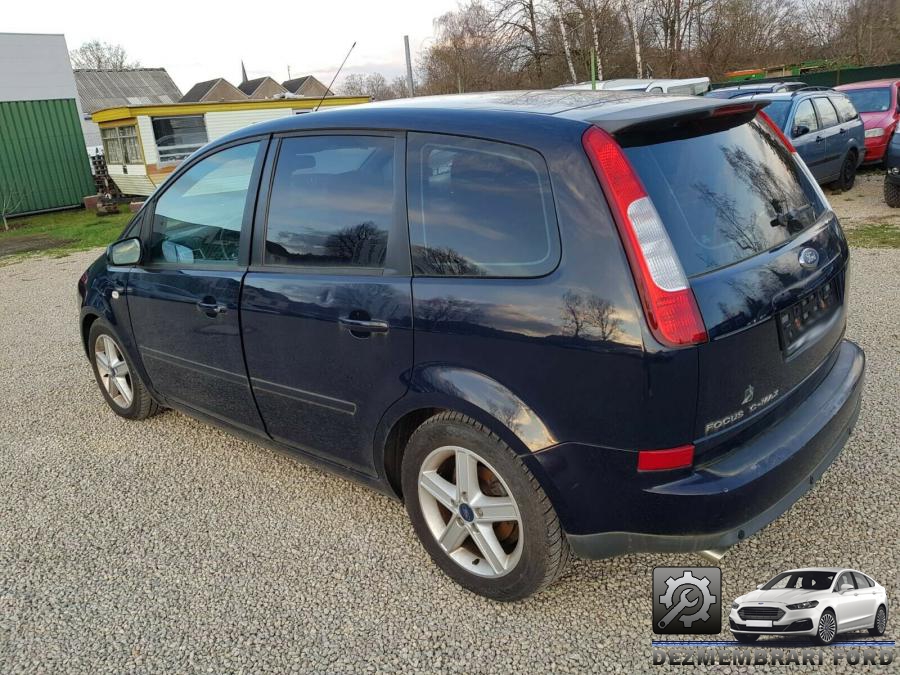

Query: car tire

[734,633,759,644]
[815,609,838,645]
[885,179,900,208]
[401,411,570,601]
[88,320,159,420]
[833,151,858,192]
[869,605,887,636]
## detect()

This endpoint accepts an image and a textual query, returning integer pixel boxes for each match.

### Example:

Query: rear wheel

[88,321,159,420]
[885,179,900,208]
[401,411,570,601]
[869,605,887,636]
[815,609,838,645]
[734,633,759,644]
[833,151,858,191]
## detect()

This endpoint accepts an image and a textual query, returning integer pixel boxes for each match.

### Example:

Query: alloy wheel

[818,611,837,643]
[876,608,887,633]
[94,335,133,409]
[417,445,523,578]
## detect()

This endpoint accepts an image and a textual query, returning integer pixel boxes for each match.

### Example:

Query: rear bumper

[530,339,865,559]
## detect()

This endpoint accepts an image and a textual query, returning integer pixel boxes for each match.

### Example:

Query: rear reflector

[582,126,707,348]
[637,444,695,471]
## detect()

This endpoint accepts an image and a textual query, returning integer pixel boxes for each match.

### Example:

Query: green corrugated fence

[712,62,900,89]
[0,98,94,215]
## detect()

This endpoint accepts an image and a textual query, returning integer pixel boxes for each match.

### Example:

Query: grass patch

[1,206,132,258]
[845,222,900,248]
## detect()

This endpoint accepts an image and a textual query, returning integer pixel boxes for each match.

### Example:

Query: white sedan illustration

[730,568,889,645]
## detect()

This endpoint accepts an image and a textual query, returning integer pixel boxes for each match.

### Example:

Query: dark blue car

[748,90,865,188]
[78,91,865,600]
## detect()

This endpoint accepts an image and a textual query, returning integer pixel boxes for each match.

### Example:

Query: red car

[836,79,900,164]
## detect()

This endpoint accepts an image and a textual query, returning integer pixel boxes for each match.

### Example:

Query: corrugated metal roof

[74,68,183,113]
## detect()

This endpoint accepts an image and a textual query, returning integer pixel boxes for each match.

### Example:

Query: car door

[240,132,412,475]
[812,97,843,180]
[127,140,267,432]
[852,572,880,627]
[833,572,870,631]
[790,98,825,179]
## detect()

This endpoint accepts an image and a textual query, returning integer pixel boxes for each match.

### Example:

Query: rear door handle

[339,317,389,334]
[197,300,227,316]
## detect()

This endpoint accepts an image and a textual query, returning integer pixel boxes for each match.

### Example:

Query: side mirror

[840,583,854,593]
[107,237,142,266]
[756,584,764,590]
[793,125,811,138]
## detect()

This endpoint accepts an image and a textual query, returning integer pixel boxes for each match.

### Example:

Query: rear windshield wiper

[770,201,814,233]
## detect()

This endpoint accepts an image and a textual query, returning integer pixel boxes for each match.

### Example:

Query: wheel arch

[375,366,557,500]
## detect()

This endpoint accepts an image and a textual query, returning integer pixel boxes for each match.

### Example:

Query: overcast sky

[6,0,459,93]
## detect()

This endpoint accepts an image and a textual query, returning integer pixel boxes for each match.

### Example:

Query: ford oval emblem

[799,247,819,269]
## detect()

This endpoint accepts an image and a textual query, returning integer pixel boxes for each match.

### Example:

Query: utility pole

[403,35,416,97]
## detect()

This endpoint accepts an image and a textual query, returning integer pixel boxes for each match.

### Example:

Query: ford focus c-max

[731,568,888,644]
[78,91,865,600]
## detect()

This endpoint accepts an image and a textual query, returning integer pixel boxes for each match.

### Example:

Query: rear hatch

[618,112,848,455]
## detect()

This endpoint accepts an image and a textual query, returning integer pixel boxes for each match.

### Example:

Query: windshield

[622,118,826,277]
[762,100,792,130]
[843,88,892,113]
[763,570,836,590]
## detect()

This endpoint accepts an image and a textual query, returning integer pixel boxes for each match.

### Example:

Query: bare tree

[1,182,27,231]
[555,0,578,82]
[69,40,140,70]
[340,72,404,100]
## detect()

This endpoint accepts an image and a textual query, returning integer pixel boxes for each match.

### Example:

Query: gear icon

[659,571,717,628]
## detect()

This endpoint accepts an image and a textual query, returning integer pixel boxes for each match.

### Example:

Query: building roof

[282,75,332,95]
[91,96,370,124]
[74,68,182,113]
[179,78,248,103]
[238,76,286,97]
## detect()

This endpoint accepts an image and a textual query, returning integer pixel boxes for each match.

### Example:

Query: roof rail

[791,86,832,96]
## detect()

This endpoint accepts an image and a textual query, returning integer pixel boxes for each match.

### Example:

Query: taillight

[582,127,707,348]
[637,444,695,471]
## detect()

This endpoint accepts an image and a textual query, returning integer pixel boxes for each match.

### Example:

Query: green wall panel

[0,98,94,215]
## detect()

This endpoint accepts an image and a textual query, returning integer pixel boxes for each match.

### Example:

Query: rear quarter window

[831,94,859,123]
[407,133,560,277]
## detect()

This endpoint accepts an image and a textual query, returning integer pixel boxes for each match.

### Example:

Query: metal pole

[404,35,416,97]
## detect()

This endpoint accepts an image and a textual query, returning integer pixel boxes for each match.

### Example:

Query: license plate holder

[777,275,841,355]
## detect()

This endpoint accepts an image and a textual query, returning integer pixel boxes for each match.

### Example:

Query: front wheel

[869,605,887,636]
[815,609,838,645]
[88,321,159,420]
[885,179,900,208]
[401,411,570,601]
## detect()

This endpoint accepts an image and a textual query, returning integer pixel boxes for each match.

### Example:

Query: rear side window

[264,135,395,268]
[853,572,872,588]
[623,119,825,277]
[831,94,859,122]
[813,98,839,128]
[407,133,559,277]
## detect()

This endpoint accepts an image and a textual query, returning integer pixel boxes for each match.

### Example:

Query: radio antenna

[315,41,356,111]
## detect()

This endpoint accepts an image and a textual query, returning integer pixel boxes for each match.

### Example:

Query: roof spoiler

[594,98,770,137]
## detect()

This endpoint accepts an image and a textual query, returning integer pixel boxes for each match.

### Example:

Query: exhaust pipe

[699,548,728,564]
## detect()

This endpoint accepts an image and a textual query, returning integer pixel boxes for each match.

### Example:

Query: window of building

[264,135,395,268]
[407,133,559,277]
[148,142,259,265]
[101,125,143,164]
[152,115,209,164]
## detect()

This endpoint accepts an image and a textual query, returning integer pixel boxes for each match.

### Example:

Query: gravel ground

[828,170,900,230]
[0,248,898,673]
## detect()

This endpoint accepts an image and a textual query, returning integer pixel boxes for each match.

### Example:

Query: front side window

[835,572,856,591]
[813,97,839,128]
[407,133,559,277]
[148,142,259,265]
[265,135,395,267]
[152,115,209,164]
[101,125,142,164]
[792,99,819,135]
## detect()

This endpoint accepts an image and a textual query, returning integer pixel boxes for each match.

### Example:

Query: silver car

[730,568,889,644]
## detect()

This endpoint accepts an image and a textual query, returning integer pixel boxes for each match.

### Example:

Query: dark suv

[78,91,865,601]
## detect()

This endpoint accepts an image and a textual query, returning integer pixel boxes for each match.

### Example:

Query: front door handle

[197,299,227,316]
[339,316,389,335]
[815,135,824,143]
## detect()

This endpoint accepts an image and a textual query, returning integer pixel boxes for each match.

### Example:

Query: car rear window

[762,100,791,130]
[622,119,826,277]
